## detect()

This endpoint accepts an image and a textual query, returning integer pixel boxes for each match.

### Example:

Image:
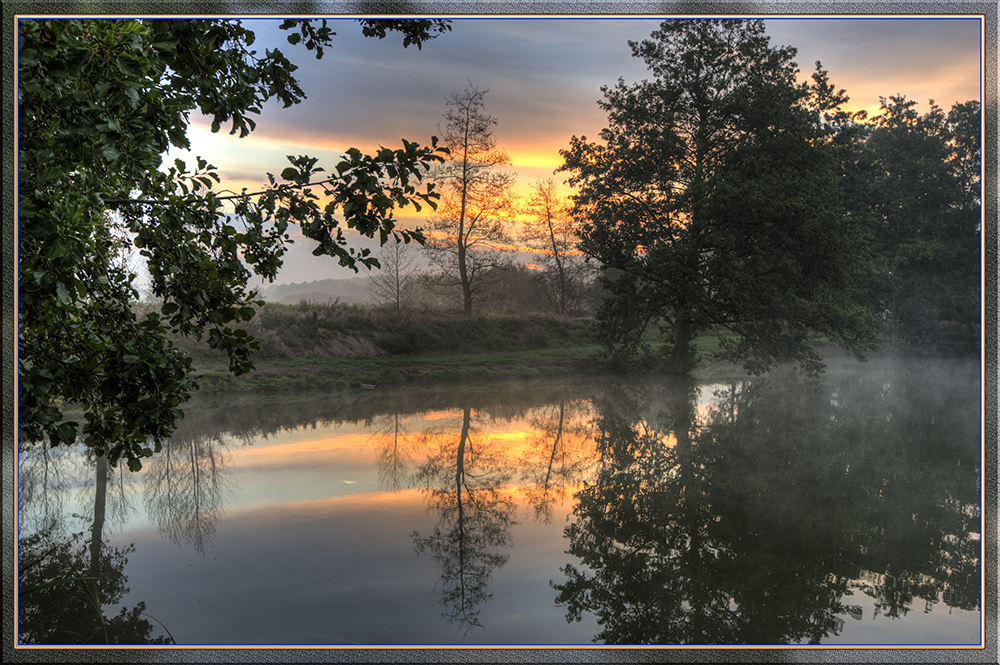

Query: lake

[16,357,984,647]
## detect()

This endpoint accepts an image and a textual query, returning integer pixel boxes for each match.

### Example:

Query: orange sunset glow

[164,15,981,285]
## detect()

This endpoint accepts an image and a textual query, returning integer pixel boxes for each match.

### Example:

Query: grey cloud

[245,18,658,150]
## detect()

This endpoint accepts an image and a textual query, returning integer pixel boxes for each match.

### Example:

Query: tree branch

[101,178,343,207]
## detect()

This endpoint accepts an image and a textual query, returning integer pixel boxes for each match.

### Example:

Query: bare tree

[424,82,517,315]
[368,240,421,312]
[521,178,578,314]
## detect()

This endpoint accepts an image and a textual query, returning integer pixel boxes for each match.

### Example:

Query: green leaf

[55,282,71,304]
[101,144,121,162]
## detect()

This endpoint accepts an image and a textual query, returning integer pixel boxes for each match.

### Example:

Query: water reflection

[553,362,981,644]
[16,363,981,645]
[411,405,519,634]
[19,529,172,644]
[370,413,414,492]
[18,449,170,644]
[144,433,231,554]
[517,400,597,524]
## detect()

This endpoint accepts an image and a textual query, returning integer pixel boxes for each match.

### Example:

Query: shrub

[525,326,549,348]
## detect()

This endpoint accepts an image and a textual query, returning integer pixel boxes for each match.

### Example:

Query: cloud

[186,16,982,286]
[765,18,981,113]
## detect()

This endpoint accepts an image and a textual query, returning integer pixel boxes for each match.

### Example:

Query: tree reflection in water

[18,449,170,644]
[411,405,519,635]
[143,433,231,554]
[554,364,981,644]
[518,400,597,524]
[369,412,414,492]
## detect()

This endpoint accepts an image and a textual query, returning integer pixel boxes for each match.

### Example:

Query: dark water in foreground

[17,357,983,646]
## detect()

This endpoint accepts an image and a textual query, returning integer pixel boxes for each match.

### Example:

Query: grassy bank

[173,301,829,394]
[177,302,606,393]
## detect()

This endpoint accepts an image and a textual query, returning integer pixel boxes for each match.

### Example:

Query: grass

[192,343,608,394]
[170,302,606,393]
[171,301,852,395]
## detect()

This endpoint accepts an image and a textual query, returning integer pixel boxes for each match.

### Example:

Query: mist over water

[17,358,982,646]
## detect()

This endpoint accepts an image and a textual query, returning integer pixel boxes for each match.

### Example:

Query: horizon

[155,15,982,287]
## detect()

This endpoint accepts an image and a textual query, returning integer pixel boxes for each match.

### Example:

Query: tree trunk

[666,313,697,375]
[548,221,567,316]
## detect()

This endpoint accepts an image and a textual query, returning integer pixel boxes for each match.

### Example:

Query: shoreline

[187,342,894,396]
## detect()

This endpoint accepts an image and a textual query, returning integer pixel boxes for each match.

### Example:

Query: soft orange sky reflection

[229,430,395,468]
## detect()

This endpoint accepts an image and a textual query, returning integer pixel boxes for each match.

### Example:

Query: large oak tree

[560,19,883,375]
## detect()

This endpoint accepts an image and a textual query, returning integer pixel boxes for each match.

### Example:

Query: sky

[166,15,984,287]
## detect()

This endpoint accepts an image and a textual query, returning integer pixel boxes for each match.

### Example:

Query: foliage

[862,96,981,355]
[19,530,171,644]
[424,82,518,315]
[18,18,448,469]
[560,19,885,375]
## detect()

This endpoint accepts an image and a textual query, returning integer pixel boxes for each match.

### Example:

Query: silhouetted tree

[561,19,883,375]
[368,241,422,312]
[521,179,581,315]
[424,83,518,315]
[863,96,981,355]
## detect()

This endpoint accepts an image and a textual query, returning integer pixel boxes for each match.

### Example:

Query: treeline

[556,21,980,370]
[368,26,979,366]
[367,89,980,359]
[852,96,980,356]
[367,249,604,316]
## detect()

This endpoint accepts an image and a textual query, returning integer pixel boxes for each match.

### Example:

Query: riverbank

[176,303,603,393]
[187,334,765,394]
[177,302,861,394]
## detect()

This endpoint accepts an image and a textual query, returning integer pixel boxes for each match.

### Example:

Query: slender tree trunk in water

[455,406,471,613]
[90,455,108,578]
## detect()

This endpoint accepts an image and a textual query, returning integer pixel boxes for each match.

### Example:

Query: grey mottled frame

[3,2,996,663]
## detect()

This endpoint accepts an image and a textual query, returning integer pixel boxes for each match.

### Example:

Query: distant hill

[259,277,374,305]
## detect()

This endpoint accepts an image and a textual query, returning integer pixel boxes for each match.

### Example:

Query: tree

[521,178,580,315]
[367,240,421,312]
[863,96,980,355]
[560,19,883,375]
[18,18,450,470]
[424,83,517,315]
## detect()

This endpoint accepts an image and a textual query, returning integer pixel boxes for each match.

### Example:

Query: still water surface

[17,358,983,646]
